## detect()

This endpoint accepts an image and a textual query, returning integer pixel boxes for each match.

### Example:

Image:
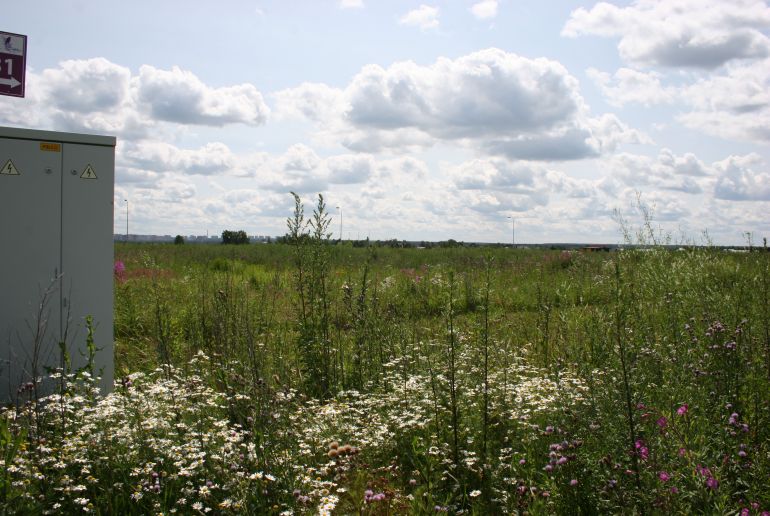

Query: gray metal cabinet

[0,127,115,402]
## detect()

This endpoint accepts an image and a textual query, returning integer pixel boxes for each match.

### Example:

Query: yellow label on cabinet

[40,142,61,152]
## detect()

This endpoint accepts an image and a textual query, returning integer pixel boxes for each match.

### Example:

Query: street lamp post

[125,199,129,241]
[336,205,343,241]
[507,215,515,247]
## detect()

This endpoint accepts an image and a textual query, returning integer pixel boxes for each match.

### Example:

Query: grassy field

[3,210,770,514]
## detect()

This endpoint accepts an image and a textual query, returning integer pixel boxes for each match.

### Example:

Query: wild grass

[2,204,769,514]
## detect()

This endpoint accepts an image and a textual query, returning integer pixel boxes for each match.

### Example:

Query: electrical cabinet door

[0,138,62,399]
[61,143,115,394]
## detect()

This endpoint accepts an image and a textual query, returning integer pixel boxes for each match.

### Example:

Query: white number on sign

[3,59,11,75]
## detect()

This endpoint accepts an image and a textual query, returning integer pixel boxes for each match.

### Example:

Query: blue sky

[3,0,769,244]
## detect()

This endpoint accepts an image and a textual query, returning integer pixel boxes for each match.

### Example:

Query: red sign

[0,32,27,98]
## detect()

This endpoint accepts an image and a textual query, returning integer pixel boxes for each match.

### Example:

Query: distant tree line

[221,230,249,245]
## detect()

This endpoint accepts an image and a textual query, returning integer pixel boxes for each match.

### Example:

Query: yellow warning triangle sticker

[1,159,21,176]
[80,164,97,179]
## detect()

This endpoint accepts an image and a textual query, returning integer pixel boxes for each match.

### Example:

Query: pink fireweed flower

[659,471,670,482]
[677,404,688,416]
[706,476,719,490]
[114,260,126,281]
[656,416,668,429]
[569,479,578,487]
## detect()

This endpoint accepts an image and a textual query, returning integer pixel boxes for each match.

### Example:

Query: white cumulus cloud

[677,58,770,142]
[399,5,439,30]
[277,48,643,160]
[587,67,676,106]
[563,0,770,69]
[137,65,270,126]
[470,0,498,20]
[713,153,770,200]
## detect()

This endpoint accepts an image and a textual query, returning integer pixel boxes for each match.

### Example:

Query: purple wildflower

[659,471,670,482]
[677,404,688,416]
[114,260,126,282]
[696,464,711,477]
[634,440,649,461]
[706,476,719,490]
[657,416,668,429]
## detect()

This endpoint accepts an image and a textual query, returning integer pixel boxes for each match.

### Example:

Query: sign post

[0,31,27,98]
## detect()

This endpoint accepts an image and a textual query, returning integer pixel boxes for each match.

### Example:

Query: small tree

[174,235,185,245]
[221,230,249,245]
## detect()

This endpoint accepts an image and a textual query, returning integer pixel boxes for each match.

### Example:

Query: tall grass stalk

[614,258,643,497]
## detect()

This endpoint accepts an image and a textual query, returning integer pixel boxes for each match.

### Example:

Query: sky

[2,0,769,245]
